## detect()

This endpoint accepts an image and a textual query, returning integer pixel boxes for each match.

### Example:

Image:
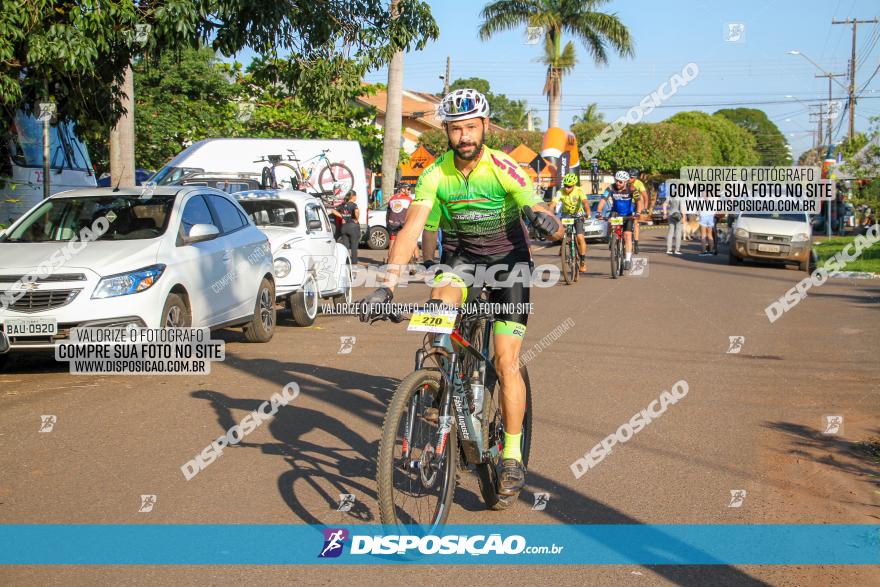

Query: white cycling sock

[625,252,632,261]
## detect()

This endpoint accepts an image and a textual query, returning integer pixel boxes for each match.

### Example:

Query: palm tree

[479,0,634,129]
[572,102,605,124]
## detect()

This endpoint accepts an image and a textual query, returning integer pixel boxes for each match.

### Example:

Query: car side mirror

[184,223,220,244]
[306,219,322,231]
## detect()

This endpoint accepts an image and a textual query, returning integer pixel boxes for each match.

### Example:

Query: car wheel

[331,261,353,306]
[368,226,389,250]
[0,353,11,372]
[728,253,741,266]
[161,293,192,328]
[291,273,319,327]
[243,278,276,342]
[798,259,811,273]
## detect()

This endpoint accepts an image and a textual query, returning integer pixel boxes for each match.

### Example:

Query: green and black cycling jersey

[413,146,542,261]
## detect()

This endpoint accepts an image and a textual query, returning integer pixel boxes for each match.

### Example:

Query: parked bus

[0,111,97,226]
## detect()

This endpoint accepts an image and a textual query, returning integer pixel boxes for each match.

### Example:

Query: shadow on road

[763,420,880,489]
[191,354,398,524]
[513,469,769,585]
[197,351,770,585]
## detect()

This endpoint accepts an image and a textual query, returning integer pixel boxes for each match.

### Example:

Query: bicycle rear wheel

[378,369,458,529]
[318,163,354,199]
[476,365,533,510]
[560,233,575,285]
[610,233,620,279]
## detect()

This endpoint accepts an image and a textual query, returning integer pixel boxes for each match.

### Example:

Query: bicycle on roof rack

[254,149,354,205]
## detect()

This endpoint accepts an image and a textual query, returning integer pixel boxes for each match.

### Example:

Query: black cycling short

[433,250,532,338]
[562,216,586,236]
[615,216,634,232]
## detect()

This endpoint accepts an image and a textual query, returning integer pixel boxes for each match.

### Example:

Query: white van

[0,111,97,227]
[730,212,814,272]
[150,138,372,239]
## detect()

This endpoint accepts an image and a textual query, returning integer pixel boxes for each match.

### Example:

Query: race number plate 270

[609,217,624,226]
[407,310,457,334]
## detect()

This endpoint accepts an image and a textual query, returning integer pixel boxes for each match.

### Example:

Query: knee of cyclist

[494,352,520,382]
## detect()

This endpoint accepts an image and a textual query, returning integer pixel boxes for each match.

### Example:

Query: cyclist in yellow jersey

[627,168,647,253]
[553,173,591,273]
[357,88,563,500]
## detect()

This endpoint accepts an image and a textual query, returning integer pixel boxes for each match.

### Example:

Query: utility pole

[443,56,451,94]
[831,17,879,141]
[527,110,534,132]
[815,71,846,147]
[808,105,823,148]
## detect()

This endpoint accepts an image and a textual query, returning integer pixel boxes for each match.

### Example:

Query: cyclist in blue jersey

[599,170,641,270]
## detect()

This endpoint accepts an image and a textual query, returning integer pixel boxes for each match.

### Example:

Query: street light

[786,50,848,90]
[785,94,812,108]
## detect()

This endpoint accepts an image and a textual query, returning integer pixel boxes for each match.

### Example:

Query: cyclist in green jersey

[552,172,591,273]
[358,88,563,500]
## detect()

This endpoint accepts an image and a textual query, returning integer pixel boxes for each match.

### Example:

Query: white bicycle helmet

[614,170,631,182]
[437,88,491,122]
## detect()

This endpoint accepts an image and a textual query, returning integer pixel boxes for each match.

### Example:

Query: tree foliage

[85,47,384,173]
[479,0,634,128]
[595,123,714,175]
[572,103,604,124]
[666,111,759,166]
[1,0,438,137]
[714,108,791,166]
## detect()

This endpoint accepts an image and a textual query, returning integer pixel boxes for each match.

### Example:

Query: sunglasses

[451,97,477,113]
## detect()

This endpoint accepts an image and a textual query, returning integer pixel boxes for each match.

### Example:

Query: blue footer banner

[0,525,877,565]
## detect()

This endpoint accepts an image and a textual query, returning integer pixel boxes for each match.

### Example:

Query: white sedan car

[235,190,352,326]
[0,186,276,364]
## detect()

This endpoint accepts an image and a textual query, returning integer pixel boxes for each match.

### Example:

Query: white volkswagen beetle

[235,190,352,326]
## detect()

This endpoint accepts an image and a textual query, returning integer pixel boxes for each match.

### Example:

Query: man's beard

[448,138,483,161]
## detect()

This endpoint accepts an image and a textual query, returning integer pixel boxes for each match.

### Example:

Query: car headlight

[791,232,810,243]
[92,264,165,299]
[274,258,291,278]
[735,228,749,239]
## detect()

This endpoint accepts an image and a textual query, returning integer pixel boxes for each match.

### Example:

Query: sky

[356,0,880,158]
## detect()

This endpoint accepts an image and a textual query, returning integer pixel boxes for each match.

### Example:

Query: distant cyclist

[552,172,591,273]
[627,168,647,254]
[357,88,562,500]
[599,170,638,270]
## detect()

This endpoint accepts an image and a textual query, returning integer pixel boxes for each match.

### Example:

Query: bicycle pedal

[422,407,439,424]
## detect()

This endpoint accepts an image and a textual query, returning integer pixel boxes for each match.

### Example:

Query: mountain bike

[559,215,585,285]
[254,149,354,203]
[370,295,533,529]
[603,213,635,279]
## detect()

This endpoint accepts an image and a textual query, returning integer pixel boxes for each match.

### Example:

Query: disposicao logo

[319,528,349,558]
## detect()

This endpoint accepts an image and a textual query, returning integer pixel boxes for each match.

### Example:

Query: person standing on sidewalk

[698,210,715,256]
[662,195,683,255]
[328,191,361,265]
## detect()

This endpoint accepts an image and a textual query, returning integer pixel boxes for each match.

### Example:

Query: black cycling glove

[532,210,561,237]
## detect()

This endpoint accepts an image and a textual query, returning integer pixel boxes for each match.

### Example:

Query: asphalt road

[1,227,878,585]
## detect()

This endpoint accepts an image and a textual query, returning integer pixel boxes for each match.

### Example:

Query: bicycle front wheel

[610,233,620,279]
[318,163,354,199]
[378,369,458,529]
[560,233,575,285]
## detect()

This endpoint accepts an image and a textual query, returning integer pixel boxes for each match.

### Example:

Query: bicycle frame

[406,312,500,468]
